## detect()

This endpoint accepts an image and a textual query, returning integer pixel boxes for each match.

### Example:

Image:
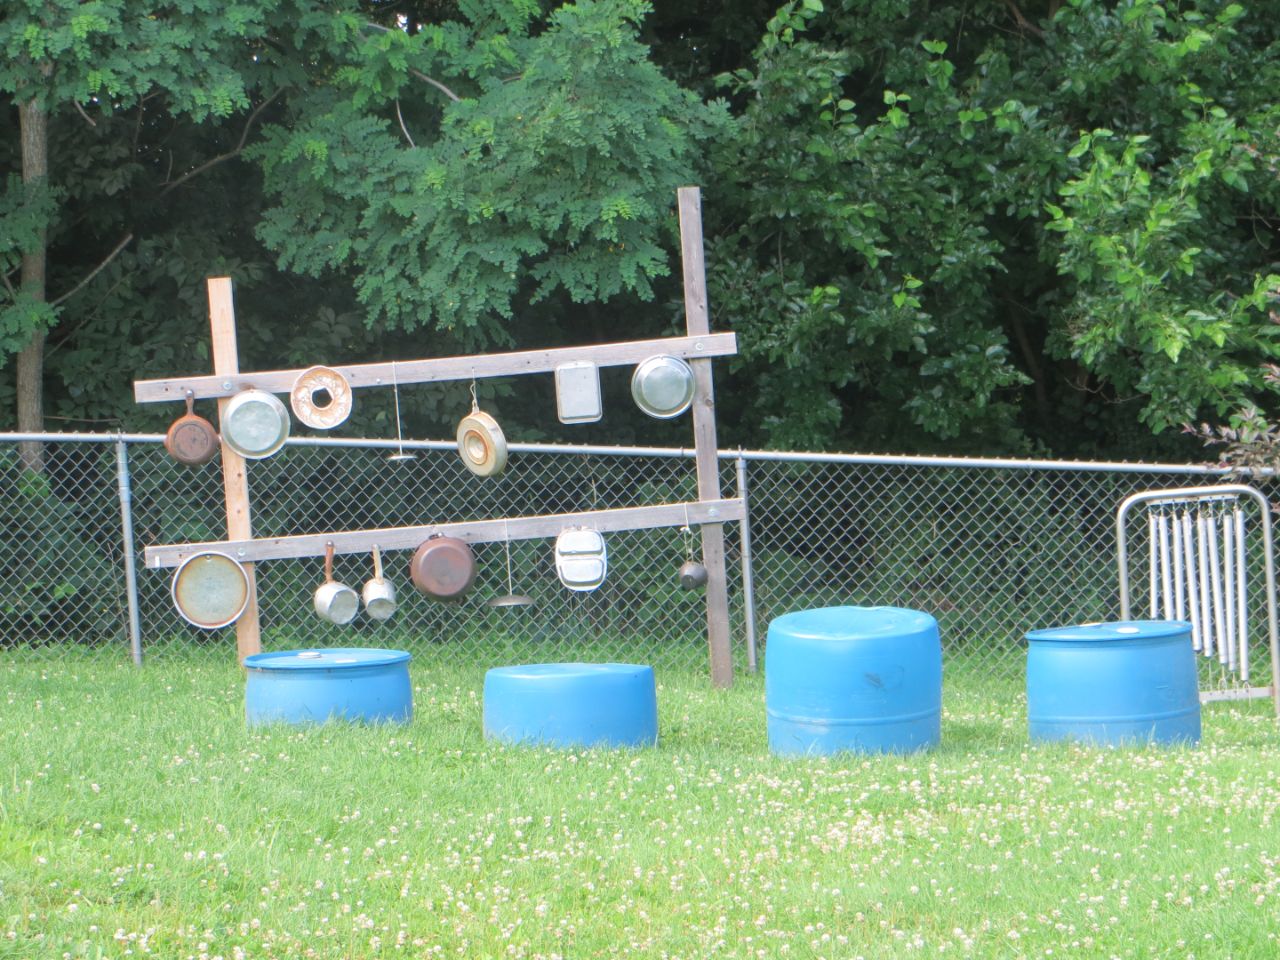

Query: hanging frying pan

[290,365,353,430]
[222,388,291,459]
[410,535,476,601]
[165,392,220,467]
[456,409,508,477]
[172,551,250,629]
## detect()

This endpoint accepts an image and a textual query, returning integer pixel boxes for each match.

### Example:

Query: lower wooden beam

[144,498,745,569]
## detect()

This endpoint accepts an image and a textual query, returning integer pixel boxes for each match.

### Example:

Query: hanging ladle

[487,519,534,609]
[387,360,416,462]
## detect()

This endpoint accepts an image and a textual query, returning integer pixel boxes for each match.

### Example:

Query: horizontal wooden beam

[134,333,737,404]
[143,498,745,568]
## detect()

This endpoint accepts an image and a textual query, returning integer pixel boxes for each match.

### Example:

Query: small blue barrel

[483,663,658,749]
[1026,621,1200,746]
[766,606,942,756]
[244,648,412,726]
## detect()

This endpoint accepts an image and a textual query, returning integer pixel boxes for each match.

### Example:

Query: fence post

[736,452,759,672]
[115,435,144,666]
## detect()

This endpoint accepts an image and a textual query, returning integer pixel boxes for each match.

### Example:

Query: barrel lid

[1025,620,1191,643]
[244,648,411,670]
[487,662,651,680]
[769,605,936,640]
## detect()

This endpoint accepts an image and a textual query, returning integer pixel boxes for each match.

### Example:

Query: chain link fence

[2,433,1274,687]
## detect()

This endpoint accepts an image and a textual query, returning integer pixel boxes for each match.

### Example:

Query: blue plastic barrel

[1025,621,1200,746]
[483,663,658,749]
[766,606,942,756]
[244,648,412,726]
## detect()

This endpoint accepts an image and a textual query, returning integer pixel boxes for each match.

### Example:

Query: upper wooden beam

[134,332,737,404]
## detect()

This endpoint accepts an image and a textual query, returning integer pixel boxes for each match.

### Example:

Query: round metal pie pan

[631,355,695,419]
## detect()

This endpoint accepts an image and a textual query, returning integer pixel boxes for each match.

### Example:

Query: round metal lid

[631,355,695,419]
[1026,620,1192,643]
[223,389,291,459]
[244,648,412,670]
[172,551,250,629]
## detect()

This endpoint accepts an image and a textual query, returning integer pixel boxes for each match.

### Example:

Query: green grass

[2,651,1279,959]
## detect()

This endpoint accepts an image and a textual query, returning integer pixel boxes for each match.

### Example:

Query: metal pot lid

[410,536,476,600]
[487,593,535,609]
[456,410,508,477]
[631,355,695,419]
[172,551,250,629]
[223,389,291,459]
[290,366,353,430]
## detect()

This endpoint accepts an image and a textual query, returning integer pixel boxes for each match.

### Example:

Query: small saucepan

[314,542,359,625]
[362,544,397,621]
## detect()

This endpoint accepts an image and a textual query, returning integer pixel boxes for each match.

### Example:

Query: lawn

[2,651,1278,959]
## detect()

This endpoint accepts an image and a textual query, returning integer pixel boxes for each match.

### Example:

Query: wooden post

[207,278,261,662]
[678,187,733,688]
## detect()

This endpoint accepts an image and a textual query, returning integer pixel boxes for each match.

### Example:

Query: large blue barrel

[1025,621,1200,745]
[766,606,942,755]
[244,648,412,726]
[483,663,658,749]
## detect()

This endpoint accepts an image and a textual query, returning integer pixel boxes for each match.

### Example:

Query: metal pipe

[114,436,144,667]
[736,453,758,672]
[1,431,1268,477]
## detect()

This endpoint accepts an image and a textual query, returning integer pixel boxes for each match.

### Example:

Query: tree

[704,0,1280,455]
[0,0,305,469]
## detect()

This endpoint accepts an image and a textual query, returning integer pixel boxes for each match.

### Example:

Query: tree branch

[73,100,98,128]
[408,68,461,103]
[1003,0,1046,37]
[158,88,284,198]
[395,99,417,147]
[50,232,134,307]
[0,266,16,300]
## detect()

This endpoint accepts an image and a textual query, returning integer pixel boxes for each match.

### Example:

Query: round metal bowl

[456,410,508,477]
[222,389,291,459]
[631,355,695,419]
[172,551,251,629]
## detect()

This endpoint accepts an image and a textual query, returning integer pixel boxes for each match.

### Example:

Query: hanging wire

[388,361,416,462]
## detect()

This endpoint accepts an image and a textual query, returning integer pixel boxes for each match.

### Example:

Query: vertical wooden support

[678,187,733,688]
[207,278,262,662]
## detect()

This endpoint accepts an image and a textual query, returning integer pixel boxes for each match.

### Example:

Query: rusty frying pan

[410,535,476,601]
[164,392,220,466]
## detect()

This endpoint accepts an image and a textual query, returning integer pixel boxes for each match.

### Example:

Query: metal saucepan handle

[372,544,384,584]
[324,542,335,585]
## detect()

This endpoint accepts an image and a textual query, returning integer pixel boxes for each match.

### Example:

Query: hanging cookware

[678,560,709,590]
[387,361,416,462]
[314,542,359,625]
[362,544,397,621]
[631,355,695,419]
[410,535,476,601]
[172,551,250,629]
[555,528,607,592]
[676,519,707,590]
[487,520,534,609]
[290,365,353,430]
[554,361,602,424]
[222,388,291,459]
[456,380,508,477]
[165,391,220,467]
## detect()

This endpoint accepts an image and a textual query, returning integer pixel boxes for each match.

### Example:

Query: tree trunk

[17,91,49,473]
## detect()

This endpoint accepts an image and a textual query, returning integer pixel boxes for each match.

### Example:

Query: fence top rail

[0,430,1256,476]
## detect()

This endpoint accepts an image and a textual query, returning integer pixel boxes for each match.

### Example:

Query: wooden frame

[136,187,738,686]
